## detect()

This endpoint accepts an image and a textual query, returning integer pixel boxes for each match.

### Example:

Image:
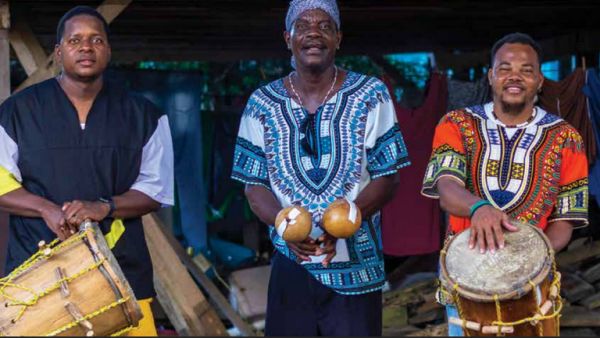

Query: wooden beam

[15,0,132,92]
[0,1,10,103]
[96,0,133,24]
[142,213,256,336]
[9,20,48,75]
[406,323,447,336]
[557,240,600,267]
[143,213,227,336]
[561,306,600,327]
[0,0,7,30]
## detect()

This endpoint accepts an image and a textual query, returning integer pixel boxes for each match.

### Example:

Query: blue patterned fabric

[232,137,270,189]
[232,71,410,295]
[367,124,410,178]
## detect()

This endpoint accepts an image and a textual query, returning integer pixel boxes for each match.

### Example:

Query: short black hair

[490,32,543,68]
[56,6,110,44]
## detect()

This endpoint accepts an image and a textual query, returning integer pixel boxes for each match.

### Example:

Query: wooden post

[96,0,133,24]
[8,20,48,76]
[143,213,256,336]
[0,1,10,103]
[143,213,228,336]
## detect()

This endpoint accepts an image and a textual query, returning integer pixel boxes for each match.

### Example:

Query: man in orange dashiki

[421,32,588,336]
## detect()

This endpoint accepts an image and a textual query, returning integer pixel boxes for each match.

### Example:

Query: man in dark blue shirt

[0,6,174,335]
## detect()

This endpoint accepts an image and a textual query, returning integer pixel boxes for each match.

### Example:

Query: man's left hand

[316,233,337,268]
[63,200,111,227]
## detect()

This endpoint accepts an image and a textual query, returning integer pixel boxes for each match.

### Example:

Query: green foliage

[384,53,432,90]
[336,55,383,76]
[137,61,210,72]
[135,53,432,101]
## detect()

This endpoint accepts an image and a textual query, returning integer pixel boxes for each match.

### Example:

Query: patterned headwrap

[285,0,340,32]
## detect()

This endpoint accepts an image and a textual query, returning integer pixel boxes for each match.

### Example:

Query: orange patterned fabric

[422,103,588,234]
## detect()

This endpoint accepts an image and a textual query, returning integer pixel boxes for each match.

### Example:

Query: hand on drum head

[288,237,319,262]
[469,205,518,254]
[40,203,74,241]
[62,200,111,228]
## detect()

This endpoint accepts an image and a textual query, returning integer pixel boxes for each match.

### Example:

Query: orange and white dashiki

[422,102,588,234]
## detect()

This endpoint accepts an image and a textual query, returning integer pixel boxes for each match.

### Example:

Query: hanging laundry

[583,69,600,207]
[110,69,209,253]
[447,76,491,111]
[381,72,447,256]
[539,68,596,163]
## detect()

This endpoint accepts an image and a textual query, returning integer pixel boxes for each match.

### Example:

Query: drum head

[441,220,553,301]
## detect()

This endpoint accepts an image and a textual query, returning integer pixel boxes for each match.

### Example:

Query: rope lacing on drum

[488,263,563,332]
[2,259,106,322]
[493,294,505,336]
[44,297,132,336]
[0,228,137,336]
[439,259,563,335]
[452,283,471,337]
[0,232,89,322]
[528,280,543,336]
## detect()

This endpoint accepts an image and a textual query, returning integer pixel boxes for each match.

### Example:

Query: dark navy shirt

[0,78,174,299]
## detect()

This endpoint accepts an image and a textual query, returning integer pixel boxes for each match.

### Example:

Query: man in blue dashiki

[231,0,410,335]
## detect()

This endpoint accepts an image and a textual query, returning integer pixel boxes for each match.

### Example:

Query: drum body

[0,222,142,336]
[439,221,561,336]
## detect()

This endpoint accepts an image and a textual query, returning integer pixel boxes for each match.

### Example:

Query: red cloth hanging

[381,72,447,256]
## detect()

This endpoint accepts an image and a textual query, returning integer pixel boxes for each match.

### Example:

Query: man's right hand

[469,205,518,254]
[40,204,72,241]
[288,237,319,262]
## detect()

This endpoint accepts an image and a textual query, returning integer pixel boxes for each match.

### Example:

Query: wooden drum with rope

[439,220,561,336]
[0,221,142,336]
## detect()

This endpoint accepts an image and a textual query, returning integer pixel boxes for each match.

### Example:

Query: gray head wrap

[285,0,340,32]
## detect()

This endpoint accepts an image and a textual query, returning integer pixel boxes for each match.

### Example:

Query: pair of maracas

[274,198,362,242]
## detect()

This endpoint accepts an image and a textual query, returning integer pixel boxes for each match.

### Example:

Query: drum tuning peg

[482,325,514,334]
[65,302,94,335]
[55,267,70,298]
[549,285,559,300]
[38,240,52,256]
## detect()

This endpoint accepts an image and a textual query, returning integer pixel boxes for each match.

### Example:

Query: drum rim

[84,224,143,328]
[439,221,554,302]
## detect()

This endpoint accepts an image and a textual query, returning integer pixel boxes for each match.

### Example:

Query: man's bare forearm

[355,173,399,218]
[545,220,573,252]
[112,189,161,219]
[244,185,281,225]
[0,187,58,217]
[437,177,481,217]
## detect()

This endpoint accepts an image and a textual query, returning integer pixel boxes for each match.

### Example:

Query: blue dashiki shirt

[232,71,410,295]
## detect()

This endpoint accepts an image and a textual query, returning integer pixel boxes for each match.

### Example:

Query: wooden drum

[0,221,142,336]
[439,221,562,336]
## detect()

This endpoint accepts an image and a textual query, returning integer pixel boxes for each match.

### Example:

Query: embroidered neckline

[491,107,537,128]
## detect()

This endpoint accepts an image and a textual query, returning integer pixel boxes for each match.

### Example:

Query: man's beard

[500,100,527,116]
[499,93,536,116]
